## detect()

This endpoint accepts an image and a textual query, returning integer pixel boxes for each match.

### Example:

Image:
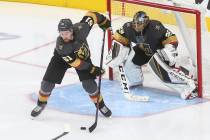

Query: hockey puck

[80,127,86,130]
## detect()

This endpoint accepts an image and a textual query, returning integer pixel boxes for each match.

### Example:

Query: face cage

[133,15,149,24]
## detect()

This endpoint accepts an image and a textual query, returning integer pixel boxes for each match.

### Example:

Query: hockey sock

[90,94,112,117]
[38,90,50,103]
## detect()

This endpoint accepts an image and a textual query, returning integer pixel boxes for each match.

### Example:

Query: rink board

[31,79,207,117]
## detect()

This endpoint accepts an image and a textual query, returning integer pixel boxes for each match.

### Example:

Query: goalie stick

[119,65,150,102]
[108,27,150,102]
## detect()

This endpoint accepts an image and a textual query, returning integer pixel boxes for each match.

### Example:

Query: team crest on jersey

[138,43,153,56]
[58,45,63,50]
[75,44,90,60]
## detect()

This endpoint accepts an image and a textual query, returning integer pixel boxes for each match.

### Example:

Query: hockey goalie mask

[132,11,149,32]
[58,18,74,42]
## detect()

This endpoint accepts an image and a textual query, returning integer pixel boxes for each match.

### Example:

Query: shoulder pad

[123,22,132,29]
[149,20,164,31]
[73,23,89,41]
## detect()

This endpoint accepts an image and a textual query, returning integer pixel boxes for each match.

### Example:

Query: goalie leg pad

[148,53,198,100]
[123,49,144,87]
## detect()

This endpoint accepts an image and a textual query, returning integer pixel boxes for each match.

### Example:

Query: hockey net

[106,0,210,98]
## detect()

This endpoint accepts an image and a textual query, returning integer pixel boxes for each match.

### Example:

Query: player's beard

[60,30,74,43]
[63,35,74,43]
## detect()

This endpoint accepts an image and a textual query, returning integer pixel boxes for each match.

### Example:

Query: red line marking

[0,57,75,75]
[0,57,47,68]
[4,16,122,60]
[0,16,123,74]
[6,40,56,60]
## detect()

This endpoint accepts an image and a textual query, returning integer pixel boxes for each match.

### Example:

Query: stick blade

[52,132,69,140]
[88,122,97,133]
[124,93,150,102]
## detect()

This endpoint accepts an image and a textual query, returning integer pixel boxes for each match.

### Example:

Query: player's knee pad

[123,49,144,87]
[41,80,55,95]
[82,79,98,96]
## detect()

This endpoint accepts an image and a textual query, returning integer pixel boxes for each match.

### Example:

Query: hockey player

[31,11,112,117]
[106,11,198,100]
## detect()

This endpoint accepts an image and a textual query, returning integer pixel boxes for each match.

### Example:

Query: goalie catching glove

[157,44,178,66]
[88,65,105,76]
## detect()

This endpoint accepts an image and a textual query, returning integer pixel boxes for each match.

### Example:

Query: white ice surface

[0,2,210,140]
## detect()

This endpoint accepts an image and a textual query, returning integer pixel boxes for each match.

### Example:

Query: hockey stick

[52,132,69,140]
[51,124,70,140]
[88,30,106,133]
[107,28,149,101]
[119,65,149,102]
[119,41,149,102]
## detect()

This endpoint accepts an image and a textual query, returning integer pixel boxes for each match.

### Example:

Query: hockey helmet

[133,11,149,25]
[58,18,73,32]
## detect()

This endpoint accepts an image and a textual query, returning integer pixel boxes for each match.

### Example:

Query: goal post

[106,0,203,97]
[107,0,114,80]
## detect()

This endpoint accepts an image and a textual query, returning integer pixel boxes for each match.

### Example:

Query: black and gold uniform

[113,20,178,66]
[31,12,112,118]
[44,12,109,83]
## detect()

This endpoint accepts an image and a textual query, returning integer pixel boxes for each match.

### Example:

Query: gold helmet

[133,11,149,25]
[132,11,149,32]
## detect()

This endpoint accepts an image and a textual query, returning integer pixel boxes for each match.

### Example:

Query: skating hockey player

[31,11,112,117]
[106,11,198,100]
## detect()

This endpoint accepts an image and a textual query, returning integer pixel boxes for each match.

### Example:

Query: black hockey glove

[88,65,105,76]
[99,18,111,31]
